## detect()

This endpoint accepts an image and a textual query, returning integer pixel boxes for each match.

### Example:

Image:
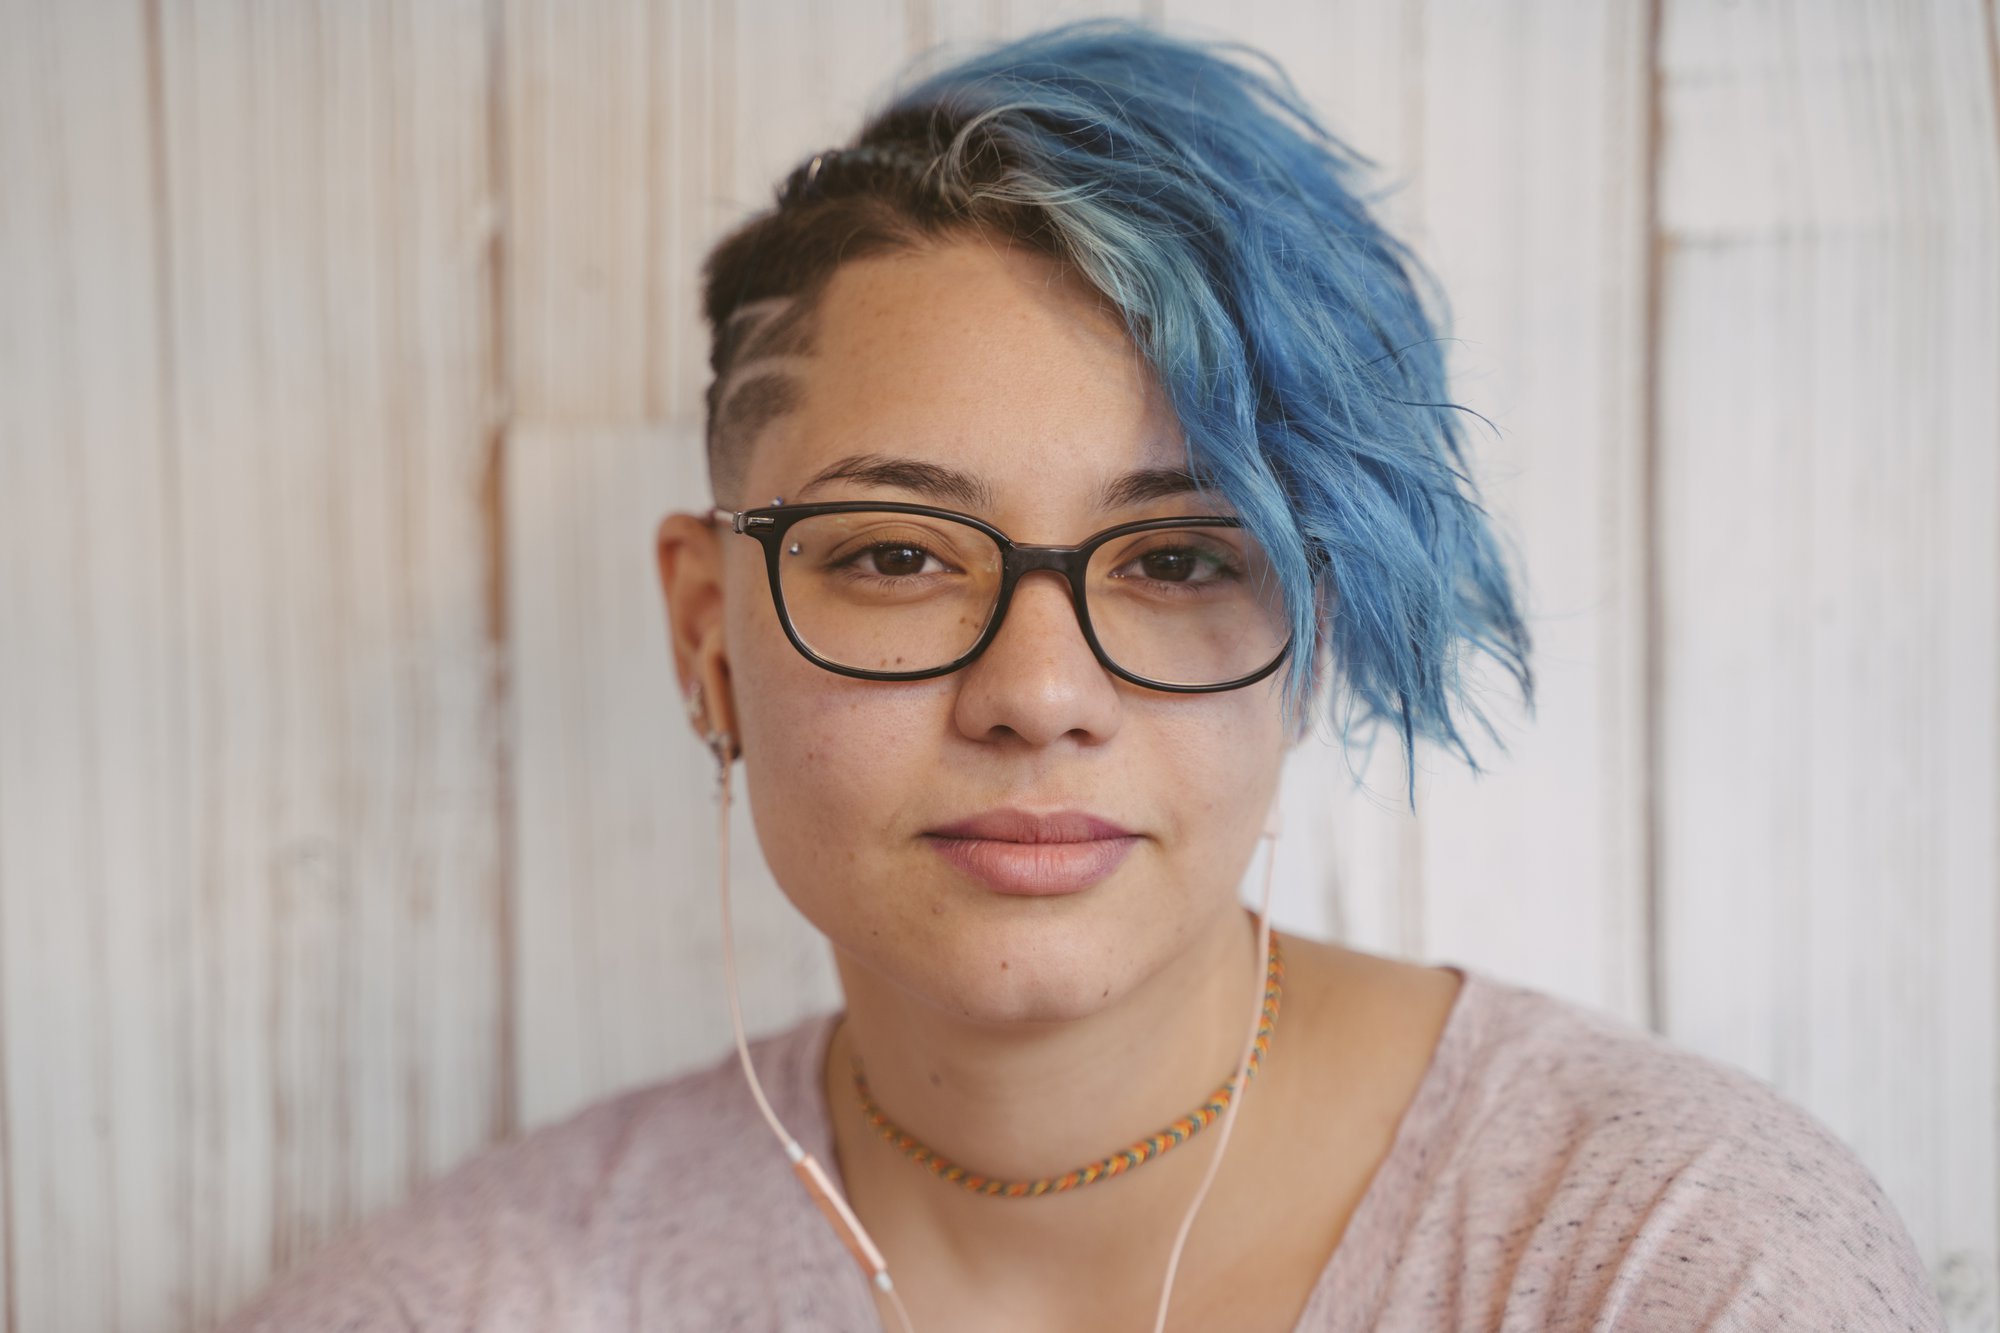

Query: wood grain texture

[1,1,511,1328]
[1399,0,1653,1025]
[0,3,180,1326]
[164,0,510,1306]
[1654,0,2000,1323]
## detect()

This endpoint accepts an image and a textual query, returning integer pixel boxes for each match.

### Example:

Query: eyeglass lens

[773,510,1288,687]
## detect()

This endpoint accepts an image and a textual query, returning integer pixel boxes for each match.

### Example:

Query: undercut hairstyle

[698,18,1535,808]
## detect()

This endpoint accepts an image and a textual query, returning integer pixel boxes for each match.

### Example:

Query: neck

[821,902,1275,1274]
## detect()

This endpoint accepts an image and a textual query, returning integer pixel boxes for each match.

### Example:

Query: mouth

[921,808,1141,897]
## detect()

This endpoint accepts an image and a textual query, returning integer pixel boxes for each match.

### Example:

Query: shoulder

[217,1011,846,1332]
[1375,970,1944,1331]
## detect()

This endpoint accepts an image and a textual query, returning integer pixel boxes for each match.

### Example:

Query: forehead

[744,240,1199,525]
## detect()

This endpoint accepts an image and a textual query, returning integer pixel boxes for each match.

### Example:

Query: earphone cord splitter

[710,742,1282,1333]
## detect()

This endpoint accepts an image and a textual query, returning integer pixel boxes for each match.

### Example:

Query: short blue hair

[702,18,1535,808]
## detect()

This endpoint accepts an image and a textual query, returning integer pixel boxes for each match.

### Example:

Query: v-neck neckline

[780,964,1486,1331]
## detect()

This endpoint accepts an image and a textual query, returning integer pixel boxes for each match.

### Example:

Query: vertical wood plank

[0,1,178,1326]
[1403,0,1653,1023]
[150,0,504,1324]
[503,0,660,421]
[915,0,1150,57]
[1655,1,1999,1322]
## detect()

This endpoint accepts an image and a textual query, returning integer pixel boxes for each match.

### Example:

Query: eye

[859,542,940,578]
[1110,541,1239,586]
[1133,547,1210,582]
[826,539,955,580]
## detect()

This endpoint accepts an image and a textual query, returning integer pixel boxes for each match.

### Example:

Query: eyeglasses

[708,501,1292,692]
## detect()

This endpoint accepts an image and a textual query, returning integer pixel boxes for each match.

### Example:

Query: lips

[926,809,1135,843]
[922,808,1141,896]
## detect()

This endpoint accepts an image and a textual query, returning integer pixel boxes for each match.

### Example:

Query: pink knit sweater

[219,966,1944,1330]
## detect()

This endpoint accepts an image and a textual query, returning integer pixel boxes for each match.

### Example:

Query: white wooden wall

[0,1,1993,1329]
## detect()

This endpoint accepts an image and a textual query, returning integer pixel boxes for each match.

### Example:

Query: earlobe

[684,674,741,766]
[655,511,738,757]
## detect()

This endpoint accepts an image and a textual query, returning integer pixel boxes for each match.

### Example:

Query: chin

[887,898,1161,1027]
[919,968,1124,1028]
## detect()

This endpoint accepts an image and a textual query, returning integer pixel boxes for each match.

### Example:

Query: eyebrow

[790,452,1210,515]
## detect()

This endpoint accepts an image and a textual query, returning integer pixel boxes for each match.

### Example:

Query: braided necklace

[850,935,1284,1198]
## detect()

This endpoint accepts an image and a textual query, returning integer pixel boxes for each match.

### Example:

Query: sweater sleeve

[215,1232,421,1333]
[1577,1109,1945,1332]
[213,1089,653,1333]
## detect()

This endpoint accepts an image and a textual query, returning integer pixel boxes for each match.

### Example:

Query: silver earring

[685,681,734,768]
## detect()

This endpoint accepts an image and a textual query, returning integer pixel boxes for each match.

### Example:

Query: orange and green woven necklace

[850,934,1284,1198]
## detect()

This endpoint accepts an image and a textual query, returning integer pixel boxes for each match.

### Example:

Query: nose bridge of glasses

[993,543,1093,640]
[1005,540,1090,579]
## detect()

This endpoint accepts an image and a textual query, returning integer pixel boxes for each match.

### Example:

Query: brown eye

[1139,548,1200,582]
[869,544,931,577]
[1113,542,1236,588]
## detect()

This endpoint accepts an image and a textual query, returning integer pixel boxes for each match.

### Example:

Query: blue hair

[702,18,1535,809]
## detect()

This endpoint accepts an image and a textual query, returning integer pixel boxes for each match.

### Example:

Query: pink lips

[922,809,1141,896]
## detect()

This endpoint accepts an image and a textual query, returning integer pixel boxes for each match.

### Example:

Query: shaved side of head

[706,295,821,502]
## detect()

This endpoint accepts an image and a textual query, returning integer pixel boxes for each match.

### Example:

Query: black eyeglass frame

[707,500,1294,694]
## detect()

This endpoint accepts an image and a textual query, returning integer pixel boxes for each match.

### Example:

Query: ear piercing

[685,681,736,767]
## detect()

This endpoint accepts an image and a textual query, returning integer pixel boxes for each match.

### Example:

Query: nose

[951,569,1122,748]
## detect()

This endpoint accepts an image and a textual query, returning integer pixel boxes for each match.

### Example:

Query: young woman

[224,20,1943,1333]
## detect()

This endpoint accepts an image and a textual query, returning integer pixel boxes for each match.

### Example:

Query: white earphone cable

[710,716,1280,1333]
[1149,802,1283,1333]
[713,745,917,1333]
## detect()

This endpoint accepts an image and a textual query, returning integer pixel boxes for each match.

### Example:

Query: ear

[655,511,739,756]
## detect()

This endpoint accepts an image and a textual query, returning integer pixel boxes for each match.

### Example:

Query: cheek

[725,591,951,919]
[1146,690,1287,877]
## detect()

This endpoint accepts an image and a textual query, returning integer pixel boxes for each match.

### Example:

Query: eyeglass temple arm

[707,506,785,534]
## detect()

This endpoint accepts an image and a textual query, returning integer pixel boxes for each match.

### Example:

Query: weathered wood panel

[152,2,509,1317]
[1398,1,1654,1024]
[1654,0,2000,1322]
[0,2,182,1326]
[1,1,510,1328]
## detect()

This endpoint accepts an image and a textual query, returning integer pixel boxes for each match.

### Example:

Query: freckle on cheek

[999,960,1009,971]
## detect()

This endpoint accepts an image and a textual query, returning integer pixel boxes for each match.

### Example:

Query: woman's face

[711,239,1289,1023]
